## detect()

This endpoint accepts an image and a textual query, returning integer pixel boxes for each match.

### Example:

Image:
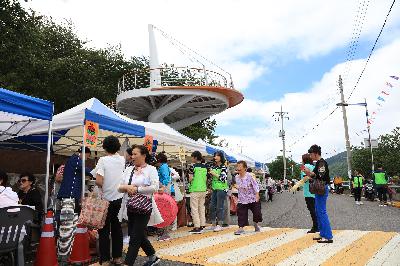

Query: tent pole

[81,124,86,200]
[44,119,53,213]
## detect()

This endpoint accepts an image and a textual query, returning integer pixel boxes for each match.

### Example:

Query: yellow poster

[84,120,99,148]
[144,135,153,152]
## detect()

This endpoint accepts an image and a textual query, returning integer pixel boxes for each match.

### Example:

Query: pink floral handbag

[78,193,109,229]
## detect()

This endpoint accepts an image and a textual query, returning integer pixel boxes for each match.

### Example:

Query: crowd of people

[4,139,400,265]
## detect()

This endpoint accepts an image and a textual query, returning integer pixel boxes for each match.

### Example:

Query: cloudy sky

[22,0,400,162]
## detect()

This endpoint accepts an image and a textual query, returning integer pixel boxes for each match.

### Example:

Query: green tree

[352,127,400,178]
[179,118,218,145]
[268,156,301,180]
[0,0,147,113]
[0,0,219,143]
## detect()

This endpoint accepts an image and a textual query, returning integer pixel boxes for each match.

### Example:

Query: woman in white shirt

[118,145,161,266]
[94,135,125,265]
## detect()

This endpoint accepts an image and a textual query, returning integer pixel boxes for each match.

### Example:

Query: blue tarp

[206,145,237,163]
[0,87,53,120]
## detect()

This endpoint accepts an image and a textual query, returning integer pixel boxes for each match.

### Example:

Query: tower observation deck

[116,25,244,130]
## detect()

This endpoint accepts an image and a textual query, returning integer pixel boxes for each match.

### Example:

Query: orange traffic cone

[34,210,58,266]
[68,224,91,264]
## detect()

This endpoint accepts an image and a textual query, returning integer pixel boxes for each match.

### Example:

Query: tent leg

[81,125,86,200]
[44,120,53,213]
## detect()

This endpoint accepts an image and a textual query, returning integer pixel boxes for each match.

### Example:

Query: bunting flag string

[354,74,398,137]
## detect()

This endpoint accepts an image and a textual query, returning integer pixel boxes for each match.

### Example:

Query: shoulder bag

[309,161,326,195]
[126,167,152,215]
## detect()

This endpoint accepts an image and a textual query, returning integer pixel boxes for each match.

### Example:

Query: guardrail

[117,66,234,94]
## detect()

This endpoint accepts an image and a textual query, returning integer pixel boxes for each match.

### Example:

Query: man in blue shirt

[57,147,92,259]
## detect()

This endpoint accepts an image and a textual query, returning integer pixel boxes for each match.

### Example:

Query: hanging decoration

[84,120,99,148]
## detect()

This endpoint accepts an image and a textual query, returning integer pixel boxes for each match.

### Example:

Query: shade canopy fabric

[0,87,53,141]
[115,113,207,156]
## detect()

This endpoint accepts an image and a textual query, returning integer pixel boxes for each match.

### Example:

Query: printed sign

[84,120,99,148]
[144,135,153,152]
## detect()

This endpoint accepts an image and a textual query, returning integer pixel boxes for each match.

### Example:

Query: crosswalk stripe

[239,231,329,266]
[322,231,396,266]
[158,227,277,257]
[151,227,238,251]
[365,233,400,266]
[275,230,369,266]
[205,229,305,265]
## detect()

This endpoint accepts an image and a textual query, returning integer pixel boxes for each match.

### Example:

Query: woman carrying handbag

[118,145,162,266]
[304,144,333,244]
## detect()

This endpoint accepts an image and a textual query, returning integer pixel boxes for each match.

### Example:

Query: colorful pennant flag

[390,75,399,80]
[381,91,390,95]
[386,82,393,87]
[377,96,385,102]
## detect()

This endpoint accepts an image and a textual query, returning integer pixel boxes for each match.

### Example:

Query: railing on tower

[117,66,234,94]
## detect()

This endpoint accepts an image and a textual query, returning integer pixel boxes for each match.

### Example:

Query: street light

[336,98,375,176]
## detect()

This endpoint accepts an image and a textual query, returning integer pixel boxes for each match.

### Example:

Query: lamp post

[336,99,375,176]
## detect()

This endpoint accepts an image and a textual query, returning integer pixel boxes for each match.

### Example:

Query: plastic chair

[0,206,34,266]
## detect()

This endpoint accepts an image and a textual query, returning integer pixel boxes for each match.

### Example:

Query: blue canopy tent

[205,145,237,163]
[0,87,54,210]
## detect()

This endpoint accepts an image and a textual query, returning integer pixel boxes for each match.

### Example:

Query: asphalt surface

[231,191,400,232]
[136,191,400,265]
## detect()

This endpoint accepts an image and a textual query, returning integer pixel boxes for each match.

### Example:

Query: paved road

[90,193,400,265]
[231,191,400,232]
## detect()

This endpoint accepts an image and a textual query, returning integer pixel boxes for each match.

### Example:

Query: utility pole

[274,106,289,181]
[364,98,375,175]
[338,75,352,179]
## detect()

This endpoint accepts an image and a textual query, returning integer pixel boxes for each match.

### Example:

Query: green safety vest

[374,172,387,185]
[211,167,228,191]
[353,175,363,188]
[189,164,208,192]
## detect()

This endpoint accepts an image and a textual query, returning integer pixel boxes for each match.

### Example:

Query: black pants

[354,187,362,202]
[305,197,318,231]
[237,201,262,227]
[377,186,387,203]
[125,212,156,266]
[98,198,123,263]
[267,191,273,202]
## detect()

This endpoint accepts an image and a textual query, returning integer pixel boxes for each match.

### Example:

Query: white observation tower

[116,24,243,130]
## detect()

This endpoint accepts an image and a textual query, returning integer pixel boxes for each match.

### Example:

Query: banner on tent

[144,135,153,152]
[84,120,99,148]
[179,146,186,163]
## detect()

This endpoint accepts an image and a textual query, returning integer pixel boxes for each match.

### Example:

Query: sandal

[313,237,322,240]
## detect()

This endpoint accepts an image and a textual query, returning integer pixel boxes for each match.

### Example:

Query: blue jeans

[315,185,333,240]
[209,190,227,223]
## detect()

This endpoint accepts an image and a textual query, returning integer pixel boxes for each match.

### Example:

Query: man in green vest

[352,170,364,205]
[373,165,388,206]
[188,151,208,234]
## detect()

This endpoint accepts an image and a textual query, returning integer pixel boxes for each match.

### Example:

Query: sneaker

[189,227,203,234]
[200,226,206,230]
[359,201,364,205]
[157,235,171,241]
[254,224,261,232]
[356,201,360,205]
[213,225,223,232]
[307,229,318,234]
[222,224,230,228]
[204,225,216,231]
[234,228,245,235]
[187,223,194,227]
[143,256,161,266]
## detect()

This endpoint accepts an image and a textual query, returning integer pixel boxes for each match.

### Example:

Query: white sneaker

[204,226,216,231]
[213,225,223,232]
[359,201,364,205]
[356,201,360,205]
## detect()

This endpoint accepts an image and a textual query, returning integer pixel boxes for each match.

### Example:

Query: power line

[285,0,396,151]
[347,0,397,101]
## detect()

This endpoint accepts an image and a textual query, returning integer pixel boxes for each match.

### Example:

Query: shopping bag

[78,194,109,229]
